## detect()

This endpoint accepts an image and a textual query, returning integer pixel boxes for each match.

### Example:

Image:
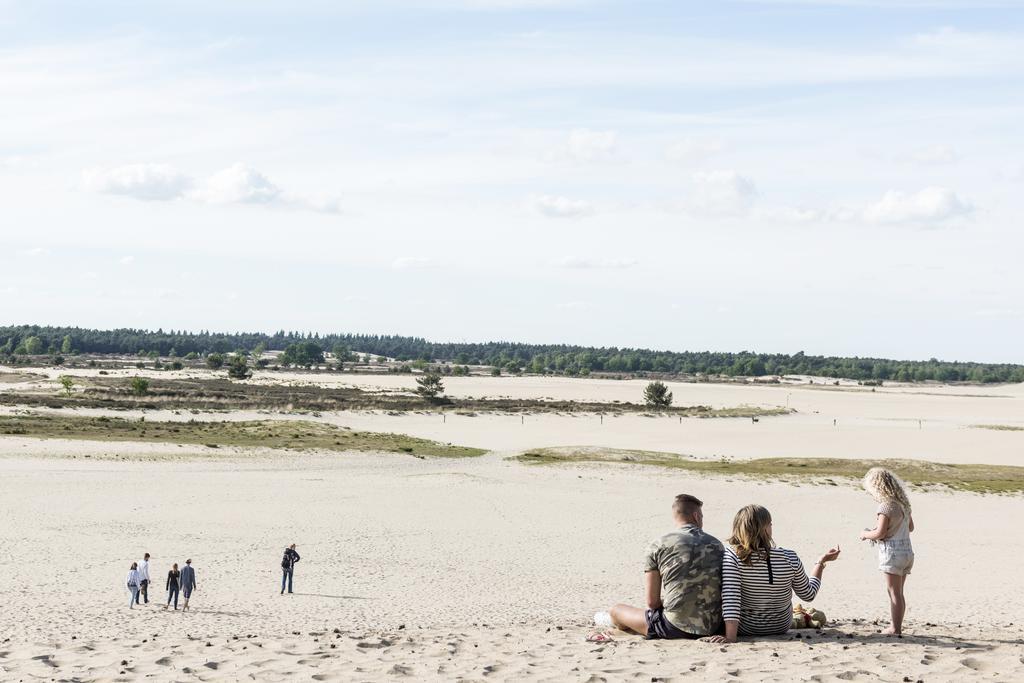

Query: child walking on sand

[859,467,915,636]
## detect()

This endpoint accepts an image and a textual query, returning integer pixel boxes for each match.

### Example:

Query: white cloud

[18,247,50,257]
[909,144,959,165]
[556,300,593,310]
[551,256,638,269]
[862,187,972,224]
[82,164,192,201]
[975,308,1022,318]
[391,256,437,270]
[754,206,826,223]
[665,138,723,164]
[83,162,341,213]
[119,255,136,265]
[193,163,282,205]
[688,170,757,216]
[530,194,593,218]
[557,128,618,163]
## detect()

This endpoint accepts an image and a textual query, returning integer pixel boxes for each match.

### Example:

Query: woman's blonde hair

[727,504,774,565]
[862,467,912,514]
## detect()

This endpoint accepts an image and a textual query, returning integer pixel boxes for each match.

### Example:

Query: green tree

[129,376,149,396]
[206,353,225,370]
[643,381,673,408]
[59,375,74,397]
[415,372,445,399]
[61,335,73,354]
[227,354,252,380]
[24,336,44,355]
[332,344,353,363]
[280,341,324,368]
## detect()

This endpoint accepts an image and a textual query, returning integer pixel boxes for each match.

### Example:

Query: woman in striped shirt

[706,504,840,642]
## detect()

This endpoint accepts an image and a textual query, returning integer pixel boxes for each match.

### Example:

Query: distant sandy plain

[1,366,1022,681]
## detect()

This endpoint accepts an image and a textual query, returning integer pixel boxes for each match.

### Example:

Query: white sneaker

[594,611,613,628]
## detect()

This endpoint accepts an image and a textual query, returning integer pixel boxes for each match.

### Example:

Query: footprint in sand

[155,656,173,666]
[961,657,991,672]
[31,654,57,668]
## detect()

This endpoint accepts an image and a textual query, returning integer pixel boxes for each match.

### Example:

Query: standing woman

[165,563,181,610]
[126,562,141,609]
[706,504,840,642]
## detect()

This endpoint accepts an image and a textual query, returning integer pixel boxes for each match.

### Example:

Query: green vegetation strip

[512,447,1024,494]
[0,414,485,458]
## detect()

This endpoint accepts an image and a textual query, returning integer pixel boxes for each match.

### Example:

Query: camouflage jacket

[644,524,724,635]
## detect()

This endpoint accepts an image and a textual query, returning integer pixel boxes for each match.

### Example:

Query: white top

[126,569,140,588]
[722,546,821,636]
[138,559,150,581]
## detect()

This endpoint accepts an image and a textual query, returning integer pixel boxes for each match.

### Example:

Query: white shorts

[878,539,914,576]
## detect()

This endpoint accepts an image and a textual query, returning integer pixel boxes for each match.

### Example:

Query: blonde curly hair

[862,467,911,514]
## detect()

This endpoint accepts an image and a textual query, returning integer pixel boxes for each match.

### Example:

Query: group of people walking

[125,554,197,611]
[124,544,300,610]
[598,467,915,642]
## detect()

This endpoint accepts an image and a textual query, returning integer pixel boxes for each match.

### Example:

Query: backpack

[281,551,291,569]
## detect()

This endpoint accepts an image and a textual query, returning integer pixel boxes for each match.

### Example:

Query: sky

[1,0,1023,363]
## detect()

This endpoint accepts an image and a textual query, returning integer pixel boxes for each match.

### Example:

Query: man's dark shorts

[644,609,701,640]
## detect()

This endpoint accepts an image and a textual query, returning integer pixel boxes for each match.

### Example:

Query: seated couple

[602,494,840,643]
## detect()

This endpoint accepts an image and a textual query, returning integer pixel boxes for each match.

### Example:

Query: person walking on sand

[594,494,723,640]
[126,562,141,609]
[180,559,197,612]
[281,544,300,595]
[164,563,181,610]
[705,504,840,643]
[859,467,915,636]
[135,553,151,605]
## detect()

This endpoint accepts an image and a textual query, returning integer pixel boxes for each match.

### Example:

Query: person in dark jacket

[180,559,197,612]
[165,563,181,610]
[281,544,300,594]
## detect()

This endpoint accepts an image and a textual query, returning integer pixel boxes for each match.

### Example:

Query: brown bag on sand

[791,603,827,629]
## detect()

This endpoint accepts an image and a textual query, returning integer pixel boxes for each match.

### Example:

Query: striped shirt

[721,546,820,636]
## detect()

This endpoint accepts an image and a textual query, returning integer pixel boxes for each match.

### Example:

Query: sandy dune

[1,372,1022,681]
[1,450,1022,681]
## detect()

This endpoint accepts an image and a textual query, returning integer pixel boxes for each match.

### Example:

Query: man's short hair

[672,494,703,519]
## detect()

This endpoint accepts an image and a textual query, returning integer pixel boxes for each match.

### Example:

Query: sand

[1,371,1023,681]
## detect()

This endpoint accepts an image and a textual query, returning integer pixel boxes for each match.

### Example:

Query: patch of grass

[0,375,793,419]
[971,424,1024,432]
[0,372,42,383]
[512,447,1024,495]
[0,413,486,458]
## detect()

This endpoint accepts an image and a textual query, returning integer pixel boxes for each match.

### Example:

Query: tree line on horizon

[1,324,1021,384]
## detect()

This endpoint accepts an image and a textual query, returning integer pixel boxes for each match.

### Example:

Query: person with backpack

[281,544,300,595]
